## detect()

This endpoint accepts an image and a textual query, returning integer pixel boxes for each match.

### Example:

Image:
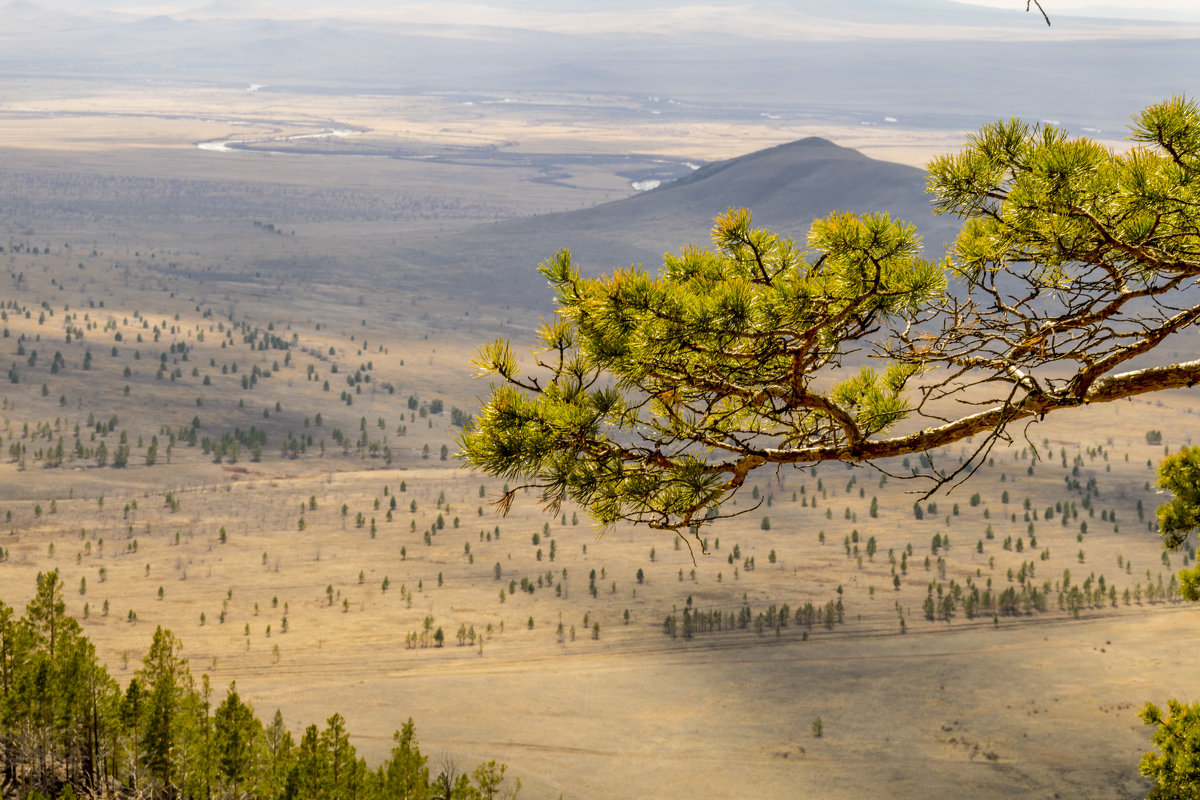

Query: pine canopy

[462,97,1200,535]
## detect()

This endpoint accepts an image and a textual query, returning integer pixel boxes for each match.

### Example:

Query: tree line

[663,596,844,639]
[0,572,518,800]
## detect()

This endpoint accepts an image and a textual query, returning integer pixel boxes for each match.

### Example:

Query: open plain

[1,76,1199,800]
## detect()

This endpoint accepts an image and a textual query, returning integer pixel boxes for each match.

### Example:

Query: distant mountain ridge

[0,1,1190,136]
[410,136,966,309]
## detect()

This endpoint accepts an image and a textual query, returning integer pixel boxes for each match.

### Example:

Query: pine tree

[213,682,259,794]
[137,626,193,793]
[463,97,1200,535]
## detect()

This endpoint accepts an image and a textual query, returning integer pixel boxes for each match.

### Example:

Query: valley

[1,55,1198,799]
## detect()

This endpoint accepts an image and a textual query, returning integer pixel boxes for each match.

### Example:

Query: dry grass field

[0,81,1195,799]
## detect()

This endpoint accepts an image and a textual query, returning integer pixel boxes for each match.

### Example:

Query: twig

[1027,0,1051,26]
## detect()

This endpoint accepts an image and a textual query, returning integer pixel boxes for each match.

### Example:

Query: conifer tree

[463,97,1200,535]
[214,683,259,795]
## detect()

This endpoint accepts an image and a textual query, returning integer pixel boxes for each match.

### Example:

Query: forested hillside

[0,573,518,800]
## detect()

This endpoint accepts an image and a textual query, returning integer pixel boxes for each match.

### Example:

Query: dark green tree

[214,682,259,795]
[321,713,362,800]
[1153,447,1200,601]
[262,708,295,800]
[4,572,120,796]
[137,626,193,795]
[376,718,430,800]
[1140,700,1200,799]
[290,724,330,800]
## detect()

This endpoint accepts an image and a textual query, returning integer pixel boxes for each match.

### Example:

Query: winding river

[197,128,361,154]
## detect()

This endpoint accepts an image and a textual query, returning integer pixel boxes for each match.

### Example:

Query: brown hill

[412,136,964,309]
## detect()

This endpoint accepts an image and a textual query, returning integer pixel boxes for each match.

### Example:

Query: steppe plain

[1,79,1197,799]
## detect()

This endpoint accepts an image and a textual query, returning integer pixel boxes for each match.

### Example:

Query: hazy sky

[951,0,1200,21]
[41,0,1200,23]
[64,0,1195,40]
